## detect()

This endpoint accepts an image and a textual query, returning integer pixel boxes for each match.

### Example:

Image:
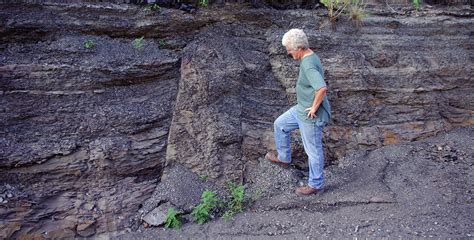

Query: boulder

[142,202,176,227]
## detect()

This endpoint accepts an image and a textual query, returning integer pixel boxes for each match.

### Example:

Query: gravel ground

[115,126,473,239]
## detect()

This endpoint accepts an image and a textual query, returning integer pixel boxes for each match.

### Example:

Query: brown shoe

[295,185,320,196]
[265,152,290,168]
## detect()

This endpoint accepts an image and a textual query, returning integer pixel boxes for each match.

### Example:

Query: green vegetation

[188,183,251,225]
[83,39,95,49]
[199,0,208,7]
[320,0,367,27]
[222,182,245,220]
[191,190,219,224]
[348,0,367,28]
[159,39,167,49]
[164,208,181,229]
[145,3,161,11]
[412,0,421,10]
[199,174,209,181]
[319,0,347,22]
[133,36,145,50]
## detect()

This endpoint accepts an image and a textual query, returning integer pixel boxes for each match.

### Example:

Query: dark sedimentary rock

[1,4,181,238]
[166,23,289,184]
[0,2,472,238]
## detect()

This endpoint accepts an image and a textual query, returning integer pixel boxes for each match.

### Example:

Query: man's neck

[301,48,314,59]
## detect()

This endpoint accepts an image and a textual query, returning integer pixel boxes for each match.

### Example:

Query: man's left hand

[305,107,317,119]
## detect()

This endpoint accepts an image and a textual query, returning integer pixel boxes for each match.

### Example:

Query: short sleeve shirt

[295,53,331,125]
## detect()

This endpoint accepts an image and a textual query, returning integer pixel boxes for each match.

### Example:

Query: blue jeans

[274,106,325,189]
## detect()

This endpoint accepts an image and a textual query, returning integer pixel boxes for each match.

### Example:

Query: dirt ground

[114,126,473,239]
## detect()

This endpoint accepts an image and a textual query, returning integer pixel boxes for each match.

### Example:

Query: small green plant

[320,0,348,22]
[164,208,181,229]
[83,39,95,49]
[159,39,167,49]
[412,0,421,10]
[133,36,145,50]
[199,0,208,7]
[222,182,245,220]
[145,3,161,11]
[191,190,219,224]
[199,175,208,181]
[348,0,367,28]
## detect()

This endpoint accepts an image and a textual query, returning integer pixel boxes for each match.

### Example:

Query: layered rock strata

[0,2,472,238]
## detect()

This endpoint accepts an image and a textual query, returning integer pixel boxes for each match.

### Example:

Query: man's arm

[305,87,328,119]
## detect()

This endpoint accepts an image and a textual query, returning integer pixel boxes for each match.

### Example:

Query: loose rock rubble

[118,127,473,239]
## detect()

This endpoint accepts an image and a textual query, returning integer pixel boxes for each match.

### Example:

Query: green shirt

[295,53,331,125]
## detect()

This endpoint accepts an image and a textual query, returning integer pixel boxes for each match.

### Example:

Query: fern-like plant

[164,208,181,229]
[412,0,421,10]
[191,190,219,224]
[223,182,245,220]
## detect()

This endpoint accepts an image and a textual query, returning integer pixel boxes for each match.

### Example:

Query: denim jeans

[274,106,325,189]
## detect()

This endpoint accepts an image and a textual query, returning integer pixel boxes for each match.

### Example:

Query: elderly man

[266,29,331,195]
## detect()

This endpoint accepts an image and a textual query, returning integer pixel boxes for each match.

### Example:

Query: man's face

[286,46,301,60]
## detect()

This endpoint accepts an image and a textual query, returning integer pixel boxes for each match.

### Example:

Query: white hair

[281,29,309,50]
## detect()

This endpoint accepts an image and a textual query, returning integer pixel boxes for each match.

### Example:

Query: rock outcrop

[166,23,290,184]
[0,2,472,238]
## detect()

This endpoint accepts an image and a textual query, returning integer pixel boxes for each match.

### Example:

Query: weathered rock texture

[166,23,290,184]
[0,2,472,238]
[1,3,183,238]
[267,12,474,160]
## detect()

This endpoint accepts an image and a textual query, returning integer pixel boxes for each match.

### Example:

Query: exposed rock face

[166,23,289,183]
[1,3,182,238]
[0,2,472,238]
[267,14,474,159]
